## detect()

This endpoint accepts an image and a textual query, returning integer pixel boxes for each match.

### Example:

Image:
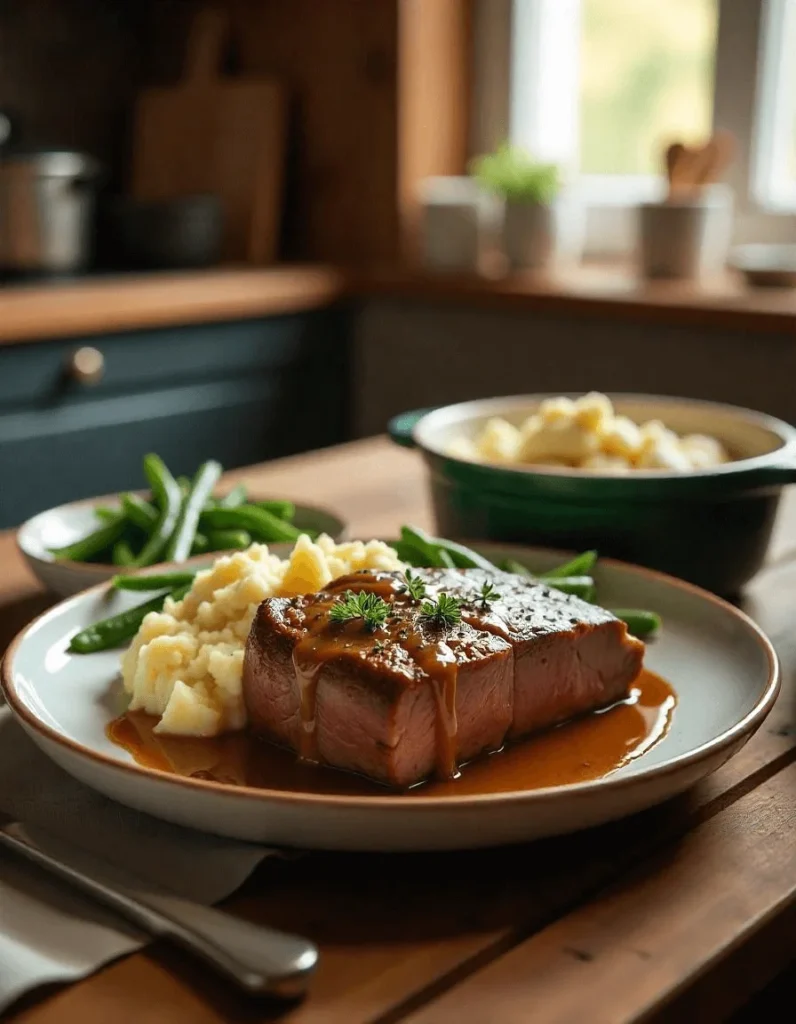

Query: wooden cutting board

[131,6,285,264]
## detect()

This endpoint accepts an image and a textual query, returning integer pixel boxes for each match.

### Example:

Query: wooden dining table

[2,436,795,1024]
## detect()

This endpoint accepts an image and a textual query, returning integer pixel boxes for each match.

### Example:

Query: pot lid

[0,147,101,178]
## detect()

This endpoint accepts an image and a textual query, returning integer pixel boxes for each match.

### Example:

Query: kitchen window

[751,0,796,210]
[474,0,796,256]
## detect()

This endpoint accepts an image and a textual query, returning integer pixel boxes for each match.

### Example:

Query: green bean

[394,539,435,567]
[49,515,127,562]
[498,559,597,603]
[253,499,295,520]
[112,539,137,566]
[217,484,248,508]
[93,506,118,524]
[206,528,252,551]
[165,460,222,562]
[542,550,598,579]
[400,526,497,572]
[544,575,597,601]
[610,608,662,639]
[128,455,182,568]
[68,583,192,654]
[200,505,303,543]
[437,540,497,571]
[120,492,158,533]
[191,532,210,555]
[399,526,442,566]
[112,571,197,591]
[499,558,534,577]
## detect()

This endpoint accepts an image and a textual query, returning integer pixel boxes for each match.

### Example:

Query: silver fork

[0,813,318,999]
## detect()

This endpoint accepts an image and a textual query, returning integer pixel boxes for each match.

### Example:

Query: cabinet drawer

[0,311,346,411]
[0,367,349,528]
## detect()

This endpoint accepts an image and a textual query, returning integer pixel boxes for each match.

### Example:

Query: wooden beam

[398,0,473,262]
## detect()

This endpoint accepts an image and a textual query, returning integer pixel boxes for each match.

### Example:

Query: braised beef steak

[243,575,513,788]
[419,568,645,739]
[242,568,644,788]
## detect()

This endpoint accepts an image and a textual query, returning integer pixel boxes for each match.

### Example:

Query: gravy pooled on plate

[108,669,676,797]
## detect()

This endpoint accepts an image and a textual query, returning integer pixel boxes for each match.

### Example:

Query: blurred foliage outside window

[579,0,718,176]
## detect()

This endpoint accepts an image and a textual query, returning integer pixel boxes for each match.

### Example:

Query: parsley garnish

[420,593,463,629]
[400,569,427,601]
[329,590,390,630]
[478,581,501,607]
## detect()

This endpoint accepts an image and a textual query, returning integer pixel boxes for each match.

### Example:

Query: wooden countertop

[0,263,793,345]
[2,435,796,1023]
[0,266,347,345]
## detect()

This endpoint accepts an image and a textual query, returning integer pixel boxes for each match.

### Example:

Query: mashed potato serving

[449,392,730,473]
[121,535,405,737]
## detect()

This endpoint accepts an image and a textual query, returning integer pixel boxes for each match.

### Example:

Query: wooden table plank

[403,763,796,1024]
[2,436,796,1024]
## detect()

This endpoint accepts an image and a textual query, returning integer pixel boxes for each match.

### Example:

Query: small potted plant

[470,143,580,271]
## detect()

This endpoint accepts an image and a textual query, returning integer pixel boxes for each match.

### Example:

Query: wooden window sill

[0,262,793,346]
[359,264,796,335]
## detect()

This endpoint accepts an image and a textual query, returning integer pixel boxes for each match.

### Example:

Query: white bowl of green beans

[17,454,347,598]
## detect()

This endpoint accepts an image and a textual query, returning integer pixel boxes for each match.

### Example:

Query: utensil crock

[389,394,796,595]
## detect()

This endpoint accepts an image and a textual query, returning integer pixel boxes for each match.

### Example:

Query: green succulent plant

[470,143,561,204]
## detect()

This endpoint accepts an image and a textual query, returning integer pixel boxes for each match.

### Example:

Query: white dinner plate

[1,543,779,851]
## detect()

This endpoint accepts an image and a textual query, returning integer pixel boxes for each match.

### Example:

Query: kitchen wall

[353,300,796,434]
[226,0,400,263]
[0,0,406,262]
[0,0,192,190]
[0,0,468,265]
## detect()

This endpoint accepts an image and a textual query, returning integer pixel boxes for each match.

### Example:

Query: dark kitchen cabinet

[0,309,352,528]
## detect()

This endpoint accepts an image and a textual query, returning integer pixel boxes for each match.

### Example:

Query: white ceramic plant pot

[419,177,500,273]
[502,194,583,271]
[638,184,734,280]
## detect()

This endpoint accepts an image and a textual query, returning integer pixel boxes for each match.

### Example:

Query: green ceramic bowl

[389,393,796,595]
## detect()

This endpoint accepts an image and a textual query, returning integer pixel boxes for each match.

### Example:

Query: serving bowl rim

[16,492,348,577]
[411,392,796,481]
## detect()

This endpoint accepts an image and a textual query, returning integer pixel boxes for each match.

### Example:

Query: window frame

[471,0,796,258]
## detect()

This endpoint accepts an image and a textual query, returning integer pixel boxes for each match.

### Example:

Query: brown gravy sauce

[107,669,676,797]
[290,572,465,777]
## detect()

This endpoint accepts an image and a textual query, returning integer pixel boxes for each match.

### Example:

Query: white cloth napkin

[0,707,274,1013]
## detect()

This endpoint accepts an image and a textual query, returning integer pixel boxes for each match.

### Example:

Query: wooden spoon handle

[665,142,685,188]
[697,129,736,184]
[667,143,702,197]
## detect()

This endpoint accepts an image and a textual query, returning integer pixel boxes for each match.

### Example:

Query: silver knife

[0,813,318,999]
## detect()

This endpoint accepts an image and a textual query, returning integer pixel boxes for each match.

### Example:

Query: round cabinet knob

[68,346,105,386]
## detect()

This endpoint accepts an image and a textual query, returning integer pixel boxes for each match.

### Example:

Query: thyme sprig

[420,593,463,629]
[329,590,390,630]
[399,569,427,601]
[478,581,501,607]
